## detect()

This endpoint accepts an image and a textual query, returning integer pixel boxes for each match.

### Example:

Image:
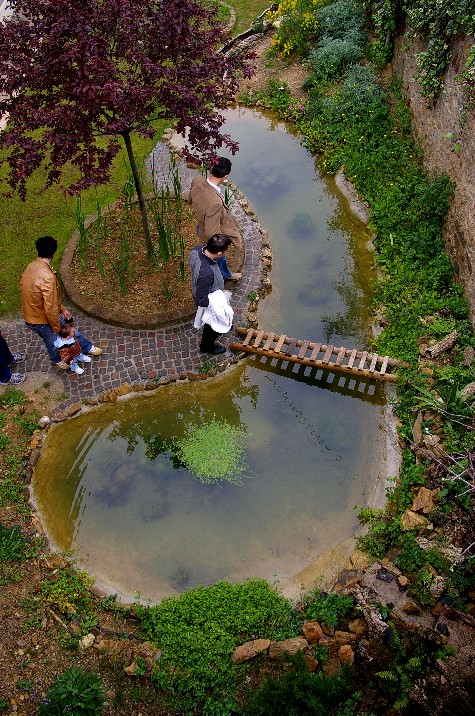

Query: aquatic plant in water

[174,419,248,485]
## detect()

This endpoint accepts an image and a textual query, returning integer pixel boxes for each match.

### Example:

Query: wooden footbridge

[229,327,410,382]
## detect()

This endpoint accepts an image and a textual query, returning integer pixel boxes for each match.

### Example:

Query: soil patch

[63,198,241,328]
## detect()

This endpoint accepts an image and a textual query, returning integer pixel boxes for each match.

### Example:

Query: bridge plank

[322,345,334,364]
[369,353,378,373]
[242,329,255,346]
[309,343,322,361]
[274,334,287,353]
[358,351,368,370]
[298,340,309,359]
[347,348,357,368]
[263,332,275,350]
[336,346,346,366]
[253,330,265,348]
[380,356,389,375]
[286,339,297,357]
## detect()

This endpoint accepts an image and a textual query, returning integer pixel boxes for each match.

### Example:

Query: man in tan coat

[189,157,243,280]
[20,236,102,368]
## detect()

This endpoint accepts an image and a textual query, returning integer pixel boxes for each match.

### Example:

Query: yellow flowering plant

[271,0,324,58]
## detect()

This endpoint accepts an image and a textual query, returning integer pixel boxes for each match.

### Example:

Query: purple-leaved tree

[0,0,254,255]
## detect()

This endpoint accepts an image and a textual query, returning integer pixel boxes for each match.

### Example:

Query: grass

[0,122,168,317]
[230,0,270,35]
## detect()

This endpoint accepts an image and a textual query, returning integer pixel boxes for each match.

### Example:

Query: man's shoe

[88,345,103,356]
[8,373,25,384]
[10,353,26,364]
[54,361,70,370]
[200,344,226,355]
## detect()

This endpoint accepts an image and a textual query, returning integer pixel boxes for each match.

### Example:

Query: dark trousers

[199,323,219,352]
[0,331,14,383]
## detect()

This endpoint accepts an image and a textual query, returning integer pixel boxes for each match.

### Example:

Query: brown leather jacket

[189,175,242,249]
[20,258,64,332]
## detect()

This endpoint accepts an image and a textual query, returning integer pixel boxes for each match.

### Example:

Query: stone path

[0,143,268,410]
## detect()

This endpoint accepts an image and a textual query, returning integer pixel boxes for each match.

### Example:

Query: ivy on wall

[362,0,475,102]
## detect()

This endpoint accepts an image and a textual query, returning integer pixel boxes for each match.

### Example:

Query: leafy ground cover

[1,1,475,714]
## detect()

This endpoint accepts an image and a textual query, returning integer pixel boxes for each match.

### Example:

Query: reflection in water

[33,107,390,602]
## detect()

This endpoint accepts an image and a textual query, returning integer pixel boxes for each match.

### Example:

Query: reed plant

[74,196,88,270]
[93,192,107,279]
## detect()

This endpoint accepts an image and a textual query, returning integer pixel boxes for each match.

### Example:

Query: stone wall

[390,31,475,324]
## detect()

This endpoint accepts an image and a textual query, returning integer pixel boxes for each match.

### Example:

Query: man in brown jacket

[189,157,243,280]
[20,236,102,368]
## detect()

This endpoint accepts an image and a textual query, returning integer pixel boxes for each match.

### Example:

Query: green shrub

[316,0,367,45]
[307,39,363,81]
[300,589,353,627]
[38,668,105,716]
[270,0,322,58]
[244,652,358,715]
[136,579,300,713]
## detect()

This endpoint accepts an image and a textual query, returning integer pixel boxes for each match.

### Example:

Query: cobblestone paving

[1,143,266,409]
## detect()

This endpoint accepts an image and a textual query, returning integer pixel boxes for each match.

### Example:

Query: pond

[33,107,394,602]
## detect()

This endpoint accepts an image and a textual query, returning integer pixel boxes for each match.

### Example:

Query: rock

[116,383,132,397]
[412,411,424,446]
[268,636,309,659]
[381,558,402,577]
[231,639,270,664]
[400,509,428,531]
[79,633,95,651]
[66,402,82,417]
[348,618,367,637]
[82,396,99,405]
[347,549,370,570]
[38,415,51,428]
[302,620,324,644]
[411,487,439,514]
[430,575,448,601]
[402,600,422,615]
[398,575,409,588]
[321,657,343,677]
[29,448,41,467]
[304,654,318,672]
[29,432,42,449]
[124,661,138,676]
[321,623,334,636]
[338,644,354,666]
[334,631,357,645]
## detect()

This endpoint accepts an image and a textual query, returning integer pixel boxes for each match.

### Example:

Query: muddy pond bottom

[33,363,389,602]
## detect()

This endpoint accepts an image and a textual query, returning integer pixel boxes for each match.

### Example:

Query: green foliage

[0,522,26,562]
[413,381,475,430]
[244,652,358,715]
[270,0,322,58]
[307,38,364,82]
[316,0,367,45]
[38,668,105,716]
[39,563,95,619]
[300,589,353,627]
[0,387,27,407]
[198,357,218,374]
[363,0,475,101]
[174,418,249,485]
[375,624,436,711]
[136,579,299,714]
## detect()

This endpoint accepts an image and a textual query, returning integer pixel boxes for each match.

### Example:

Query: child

[54,322,92,375]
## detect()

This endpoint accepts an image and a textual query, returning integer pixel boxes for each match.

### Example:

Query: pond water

[33,107,392,602]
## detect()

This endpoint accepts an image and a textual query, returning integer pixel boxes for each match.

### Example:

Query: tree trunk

[122,130,154,257]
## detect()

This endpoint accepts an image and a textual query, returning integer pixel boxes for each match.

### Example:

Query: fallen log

[421,330,458,359]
